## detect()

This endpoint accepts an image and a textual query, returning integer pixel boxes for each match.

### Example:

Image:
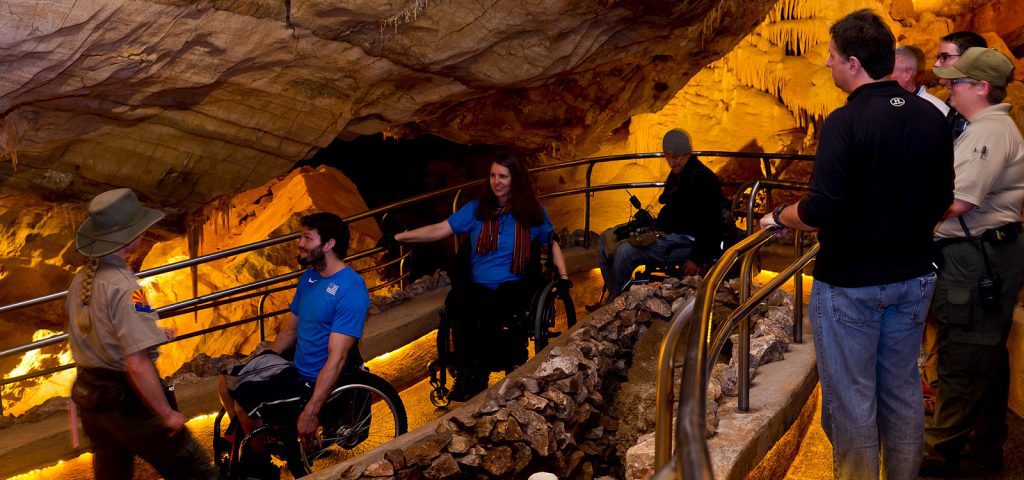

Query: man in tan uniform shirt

[67,188,216,480]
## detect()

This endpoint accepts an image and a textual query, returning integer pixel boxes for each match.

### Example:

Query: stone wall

[314,276,795,479]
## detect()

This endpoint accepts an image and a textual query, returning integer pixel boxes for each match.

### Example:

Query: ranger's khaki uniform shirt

[935,103,1024,238]
[67,255,165,370]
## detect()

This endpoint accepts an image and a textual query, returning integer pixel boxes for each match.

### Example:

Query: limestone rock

[512,443,534,473]
[364,459,396,477]
[518,391,550,411]
[423,453,460,480]
[535,353,580,383]
[0,0,777,212]
[448,434,472,455]
[624,432,656,480]
[641,295,673,318]
[491,418,525,442]
[482,445,514,476]
[385,448,408,470]
[405,431,452,466]
[706,396,720,437]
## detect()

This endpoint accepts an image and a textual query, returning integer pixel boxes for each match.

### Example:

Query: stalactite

[713,0,858,141]
[380,0,446,35]
[1,113,25,172]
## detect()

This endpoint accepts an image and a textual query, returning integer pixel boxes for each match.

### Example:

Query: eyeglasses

[949,78,978,86]
[936,53,960,63]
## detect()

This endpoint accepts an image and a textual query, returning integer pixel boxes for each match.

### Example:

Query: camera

[977,275,1001,310]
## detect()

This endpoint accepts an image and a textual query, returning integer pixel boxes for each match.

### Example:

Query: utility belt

[72,366,177,413]
[934,222,1021,250]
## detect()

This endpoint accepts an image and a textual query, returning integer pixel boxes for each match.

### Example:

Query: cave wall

[0,166,380,416]
[0,0,775,213]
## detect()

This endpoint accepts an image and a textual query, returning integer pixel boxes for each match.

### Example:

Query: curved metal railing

[0,150,813,415]
[651,217,819,479]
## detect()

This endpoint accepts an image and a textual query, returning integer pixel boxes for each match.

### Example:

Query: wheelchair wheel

[533,279,577,352]
[285,370,408,477]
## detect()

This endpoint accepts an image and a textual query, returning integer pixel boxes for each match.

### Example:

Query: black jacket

[797,81,954,287]
[655,156,726,264]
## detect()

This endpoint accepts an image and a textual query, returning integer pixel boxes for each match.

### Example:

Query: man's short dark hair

[300,212,350,259]
[941,31,988,54]
[830,9,896,80]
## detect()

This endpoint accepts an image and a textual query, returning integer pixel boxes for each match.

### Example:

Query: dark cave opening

[298,133,530,279]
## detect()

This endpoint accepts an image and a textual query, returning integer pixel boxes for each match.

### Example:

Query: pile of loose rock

[332,277,703,479]
[622,280,796,480]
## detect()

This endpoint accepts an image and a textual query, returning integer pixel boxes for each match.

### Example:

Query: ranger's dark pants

[925,233,1024,463]
[73,368,217,480]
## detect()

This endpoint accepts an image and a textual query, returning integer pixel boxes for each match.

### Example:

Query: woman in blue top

[396,153,569,400]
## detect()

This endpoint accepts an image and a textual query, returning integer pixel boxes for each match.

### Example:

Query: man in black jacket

[760,9,954,479]
[593,128,725,303]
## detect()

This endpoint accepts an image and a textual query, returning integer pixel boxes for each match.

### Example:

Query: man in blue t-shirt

[218,212,369,476]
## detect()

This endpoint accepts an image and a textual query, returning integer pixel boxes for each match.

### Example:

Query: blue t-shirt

[289,266,369,381]
[446,200,555,288]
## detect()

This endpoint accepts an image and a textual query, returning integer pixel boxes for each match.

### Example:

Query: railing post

[745,180,763,236]
[258,293,270,342]
[584,163,595,249]
[398,244,407,290]
[793,230,804,343]
[452,190,463,254]
[738,251,757,412]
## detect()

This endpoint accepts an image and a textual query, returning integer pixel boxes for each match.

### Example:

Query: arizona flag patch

[132,289,154,313]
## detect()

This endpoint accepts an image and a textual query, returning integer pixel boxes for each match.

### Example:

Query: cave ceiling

[0,0,774,215]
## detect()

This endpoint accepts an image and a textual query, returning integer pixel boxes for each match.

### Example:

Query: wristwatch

[772,204,787,227]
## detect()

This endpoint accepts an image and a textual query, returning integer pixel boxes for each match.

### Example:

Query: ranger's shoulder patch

[131,289,153,313]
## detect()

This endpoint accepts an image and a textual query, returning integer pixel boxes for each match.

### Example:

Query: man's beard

[297,245,326,270]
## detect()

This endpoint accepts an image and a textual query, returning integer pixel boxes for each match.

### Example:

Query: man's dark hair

[830,9,895,80]
[941,31,987,54]
[300,212,350,259]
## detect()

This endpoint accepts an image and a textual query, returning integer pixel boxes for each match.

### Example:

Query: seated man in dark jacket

[594,129,726,304]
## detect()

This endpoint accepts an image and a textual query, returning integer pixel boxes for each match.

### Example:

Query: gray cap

[662,129,693,155]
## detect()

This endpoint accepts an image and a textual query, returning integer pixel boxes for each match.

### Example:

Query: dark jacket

[797,81,954,287]
[655,156,726,264]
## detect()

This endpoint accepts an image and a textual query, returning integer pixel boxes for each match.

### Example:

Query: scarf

[476,204,531,275]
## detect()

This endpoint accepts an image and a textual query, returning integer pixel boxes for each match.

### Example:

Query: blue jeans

[597,231,693,301]
[811,273,936,479]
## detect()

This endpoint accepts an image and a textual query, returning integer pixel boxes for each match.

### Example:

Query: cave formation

[1,0,1023,418]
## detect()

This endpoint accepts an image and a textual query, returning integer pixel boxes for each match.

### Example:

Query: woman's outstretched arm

[395,220,454,243]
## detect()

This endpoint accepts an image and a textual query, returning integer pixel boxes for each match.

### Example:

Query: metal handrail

[731,178,811,235]
[652,223,819,478]
[0,151,810,317]
[0,150,814,412]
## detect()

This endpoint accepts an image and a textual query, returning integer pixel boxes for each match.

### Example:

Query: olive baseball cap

[934,47,1014,87]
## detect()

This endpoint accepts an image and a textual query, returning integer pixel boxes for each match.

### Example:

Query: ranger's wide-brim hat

[76,188,164,257]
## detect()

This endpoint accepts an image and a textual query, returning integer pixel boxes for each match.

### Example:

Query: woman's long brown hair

[475,153,545,226]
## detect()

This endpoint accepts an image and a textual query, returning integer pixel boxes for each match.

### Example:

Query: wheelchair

[212,368,408,479]
[426,237,576,408]
[622,224,742,292]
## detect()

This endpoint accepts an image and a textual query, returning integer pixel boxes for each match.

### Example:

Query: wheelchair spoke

[287,371,407,477]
